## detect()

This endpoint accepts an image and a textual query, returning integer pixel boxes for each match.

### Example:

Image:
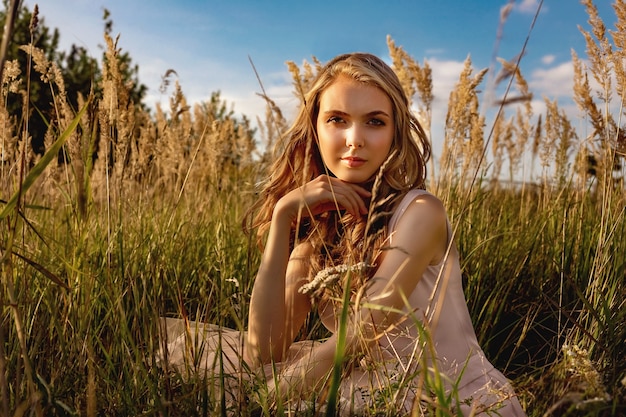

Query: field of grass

[1,1,625,416]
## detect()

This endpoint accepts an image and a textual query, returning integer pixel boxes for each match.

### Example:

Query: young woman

[163,53,526,416]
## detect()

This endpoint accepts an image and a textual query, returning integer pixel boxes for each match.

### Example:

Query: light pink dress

[161,189,526,416]
[332,188,527,415]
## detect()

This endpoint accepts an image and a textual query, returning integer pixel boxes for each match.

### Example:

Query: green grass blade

[325,273,351,417]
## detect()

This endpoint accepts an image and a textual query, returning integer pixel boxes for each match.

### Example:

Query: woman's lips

[341,156,366,167]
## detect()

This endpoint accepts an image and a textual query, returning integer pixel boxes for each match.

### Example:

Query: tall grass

[1,1,625,416]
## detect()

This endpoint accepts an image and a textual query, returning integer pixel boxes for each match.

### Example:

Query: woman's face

[316,75,394,185]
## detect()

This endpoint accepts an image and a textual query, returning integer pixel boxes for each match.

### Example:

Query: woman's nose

[345,126,364,148]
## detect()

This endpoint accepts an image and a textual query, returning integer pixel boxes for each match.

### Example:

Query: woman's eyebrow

[320,110,390,117]
[365,110,391,118]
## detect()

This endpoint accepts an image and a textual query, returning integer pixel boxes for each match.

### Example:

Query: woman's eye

[368,118,385,126]
[327,116,344,123]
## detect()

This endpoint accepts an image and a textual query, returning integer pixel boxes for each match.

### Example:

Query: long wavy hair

[244,52,431,297]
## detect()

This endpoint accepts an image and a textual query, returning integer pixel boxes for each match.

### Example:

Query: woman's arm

[247,241,315,366]
[245,205,293,366]
[359,193,448,333]
[246,175,371,367]
[283,243,315,346]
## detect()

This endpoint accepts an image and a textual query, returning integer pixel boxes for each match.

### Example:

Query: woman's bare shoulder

[391,190,447,231]
[389,191,448,263]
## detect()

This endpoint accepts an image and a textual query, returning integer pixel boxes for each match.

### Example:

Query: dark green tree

[0,2,148,152]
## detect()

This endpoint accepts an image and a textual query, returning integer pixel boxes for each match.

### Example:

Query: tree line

[0,1,147,153]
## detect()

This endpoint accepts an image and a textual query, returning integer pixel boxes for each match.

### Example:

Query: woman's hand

[275,175,371,221]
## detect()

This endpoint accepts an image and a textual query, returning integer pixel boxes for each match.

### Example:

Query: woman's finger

[309,176,369,216]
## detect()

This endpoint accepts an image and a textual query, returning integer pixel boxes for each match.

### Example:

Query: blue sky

[22,0,618,163]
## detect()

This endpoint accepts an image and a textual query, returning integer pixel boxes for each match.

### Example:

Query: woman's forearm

[246,207,293,365]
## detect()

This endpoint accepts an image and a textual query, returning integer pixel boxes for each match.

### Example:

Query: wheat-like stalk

[440,56,488,188]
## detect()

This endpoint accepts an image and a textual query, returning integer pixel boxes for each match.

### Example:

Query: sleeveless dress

[160,189,526,416]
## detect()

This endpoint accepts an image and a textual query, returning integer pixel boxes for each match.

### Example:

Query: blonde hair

[244,53,431,290]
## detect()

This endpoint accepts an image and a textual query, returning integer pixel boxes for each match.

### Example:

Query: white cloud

[512,0,544,14]
[529,61,575,99]
[541,54,556,65]
[428,57,471,104]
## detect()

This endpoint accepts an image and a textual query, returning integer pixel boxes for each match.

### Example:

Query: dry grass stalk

[492,116,514,184]
[0,60,20,189]
[609,0,626,107]
[511,108,529,179]
[580,0,613,105]
[1,58,21,95]
[490,111,505,182]
[572,51,606,141]
[93,32,136,198]
[387,37,416,105]
[128,107,154,185]
[440,56,488,186]
[286,60,317,105]
[152,81,193,191]
[488,57,535,184]
[541,98,560,175]
[256,94,288,166]
[555,106,576,188]
[387,35,434,135]
[572,0,626,198]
